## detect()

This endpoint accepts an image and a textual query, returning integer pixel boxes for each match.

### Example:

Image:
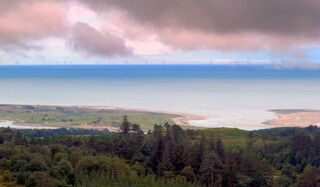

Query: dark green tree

[149,124,164,174]
[246,131,257,150]
[131,123,143,134]
[120,115,131,134]
[250,173,268,187]
[295,165,318,187]
[222,166,238,187]
[180,166,196,182]
[216,138,225,161]
[172,124,183,142]
[200,151,224,186]
[192,133,206,174]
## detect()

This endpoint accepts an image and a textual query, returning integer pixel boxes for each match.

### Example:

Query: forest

[0,115,319,187]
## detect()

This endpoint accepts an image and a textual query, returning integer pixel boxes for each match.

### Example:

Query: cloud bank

[79,0,320,53]
[2,0,320,59]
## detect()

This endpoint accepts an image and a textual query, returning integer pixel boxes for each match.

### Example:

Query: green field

[0,104,185,130]
[200,128,250,147]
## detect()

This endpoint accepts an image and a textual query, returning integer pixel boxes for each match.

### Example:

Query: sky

[0,0,320,67]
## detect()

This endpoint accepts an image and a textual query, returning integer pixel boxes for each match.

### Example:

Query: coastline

[84,105,210,127]
[85,106,210,129]
[1,104,319,131]
[264,109,320,128]
[0,104,210,131]
[0,120,59,129]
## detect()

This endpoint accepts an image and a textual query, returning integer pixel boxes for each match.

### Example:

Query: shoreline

[0,104,210,131]
[82,105,211,127]
[264,109,320,128]
[1,104,319,130]
[0,120,59,129]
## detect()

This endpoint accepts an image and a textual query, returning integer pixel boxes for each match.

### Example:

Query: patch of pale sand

[169,113,210,126]
[231,123,269,128]
[265,110,320,128]
[14,122,57,127]
[13,122,120,132]
[72,124,120,132]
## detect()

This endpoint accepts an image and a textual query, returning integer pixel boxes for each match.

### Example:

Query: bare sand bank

[14,122,121,132]
[264,109,320,128]
[150,110,210,126]
[0,121,59,129]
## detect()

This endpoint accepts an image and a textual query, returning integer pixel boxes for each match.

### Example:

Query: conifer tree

[160,144,174,172]
[120,115,131,134]
[200,151,224,186]
[222,166,238,187]
[192,133,206,174]
[216,138,225,161]
[13,132,25,145]
[172,124,183,142]
[149,125,164,174]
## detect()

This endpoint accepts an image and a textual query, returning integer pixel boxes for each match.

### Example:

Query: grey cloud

[79,0,320,35]
[71,22,132,57]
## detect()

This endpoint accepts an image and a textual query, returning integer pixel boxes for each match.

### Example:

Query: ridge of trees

[0,116,319,186]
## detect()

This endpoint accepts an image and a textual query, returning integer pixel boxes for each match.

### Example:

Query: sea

[0,65,320,130]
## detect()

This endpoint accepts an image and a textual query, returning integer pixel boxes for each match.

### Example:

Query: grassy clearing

[200,128,249,147]
[201,128,249,138]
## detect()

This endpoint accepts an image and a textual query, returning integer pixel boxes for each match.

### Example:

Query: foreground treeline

[0,118,320,186]
[5,128,111,138]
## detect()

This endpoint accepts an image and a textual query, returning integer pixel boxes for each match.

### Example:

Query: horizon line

[0,63,278,66]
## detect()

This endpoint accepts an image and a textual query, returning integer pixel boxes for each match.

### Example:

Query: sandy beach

[264,109,320,128]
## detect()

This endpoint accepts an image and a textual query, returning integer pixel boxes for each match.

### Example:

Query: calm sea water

[0,65,319,130]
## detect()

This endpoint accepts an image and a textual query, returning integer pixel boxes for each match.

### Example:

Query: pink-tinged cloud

[71,22,132,57]
[78,0,320,54]
[0,1,69,51]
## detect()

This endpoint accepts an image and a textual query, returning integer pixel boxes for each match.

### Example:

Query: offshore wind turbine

[43,57,47,65]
